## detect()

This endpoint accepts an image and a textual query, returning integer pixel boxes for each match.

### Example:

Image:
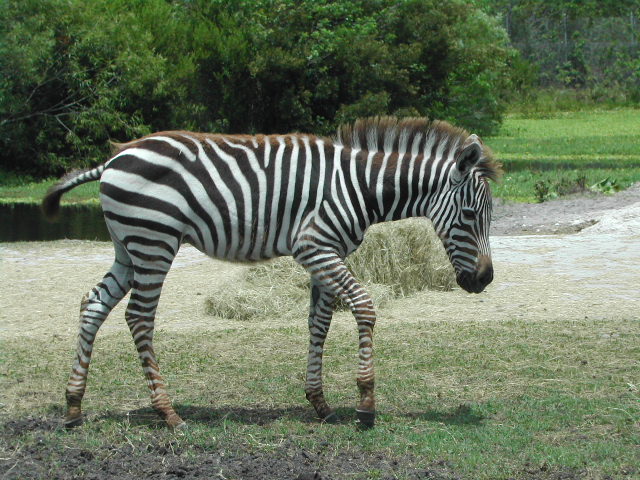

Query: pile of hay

[205,219,455,320]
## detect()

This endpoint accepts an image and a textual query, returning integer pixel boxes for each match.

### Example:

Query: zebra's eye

[462,208,476,220]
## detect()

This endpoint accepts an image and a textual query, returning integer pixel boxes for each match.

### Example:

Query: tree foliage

[474,0,640,95]
[1,0,515,176]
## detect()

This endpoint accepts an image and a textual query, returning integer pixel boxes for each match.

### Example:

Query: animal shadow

[102,404,355,428]
[2,403,483,433]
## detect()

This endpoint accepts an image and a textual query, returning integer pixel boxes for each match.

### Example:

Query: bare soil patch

[1,415,586,480]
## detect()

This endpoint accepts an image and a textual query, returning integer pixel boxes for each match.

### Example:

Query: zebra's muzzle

[456,256,493,294]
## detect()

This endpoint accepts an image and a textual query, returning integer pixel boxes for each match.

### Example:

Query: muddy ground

[0,413,581,480]
[1,185,639,479]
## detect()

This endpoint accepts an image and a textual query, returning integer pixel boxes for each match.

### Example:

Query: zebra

[42,116,500,429]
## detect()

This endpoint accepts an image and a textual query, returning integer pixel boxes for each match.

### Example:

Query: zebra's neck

[357,145,455,225]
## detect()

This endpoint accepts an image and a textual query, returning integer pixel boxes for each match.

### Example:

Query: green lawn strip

[2,317,637,479]
[496,109,640,140]
[0,176,100,205]
[483,109,640,201]
[493,167,640,203]
[498,154,640,173]
[489,138,640,162]
[486,109,640,170]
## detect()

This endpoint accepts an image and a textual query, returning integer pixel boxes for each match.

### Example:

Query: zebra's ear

[455,134,483,177]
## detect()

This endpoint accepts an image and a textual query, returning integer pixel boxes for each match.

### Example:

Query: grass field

[1,109,639,204]
[485,109,640,201]
[1,317,638,479]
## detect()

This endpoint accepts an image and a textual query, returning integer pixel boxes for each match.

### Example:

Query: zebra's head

[430,134,500,294]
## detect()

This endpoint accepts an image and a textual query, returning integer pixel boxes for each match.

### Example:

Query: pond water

[0,203,110,242]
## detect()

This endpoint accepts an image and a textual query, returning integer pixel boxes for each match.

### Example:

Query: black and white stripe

[44,117,500,429]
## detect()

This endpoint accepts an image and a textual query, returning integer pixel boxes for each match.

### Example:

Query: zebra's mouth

[456,265,493,294]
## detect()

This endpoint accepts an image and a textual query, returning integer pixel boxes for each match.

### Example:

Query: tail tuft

[41,184,65,221]
[41,167,102,221]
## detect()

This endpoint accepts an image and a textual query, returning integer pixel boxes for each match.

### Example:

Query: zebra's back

[100,131,364,262]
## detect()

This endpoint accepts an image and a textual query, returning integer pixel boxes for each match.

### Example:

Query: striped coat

[43,117,500,429]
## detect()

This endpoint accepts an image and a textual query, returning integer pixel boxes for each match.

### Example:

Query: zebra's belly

[187,222,295,262]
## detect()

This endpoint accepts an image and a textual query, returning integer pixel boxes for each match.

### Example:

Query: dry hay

[205,219,455,321]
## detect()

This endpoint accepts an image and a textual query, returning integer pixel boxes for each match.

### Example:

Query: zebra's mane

[335,116,501,181]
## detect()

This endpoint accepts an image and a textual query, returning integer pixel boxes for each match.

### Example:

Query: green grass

[1,317,638,479]
[484,109,640,201]
[488,109,640,165]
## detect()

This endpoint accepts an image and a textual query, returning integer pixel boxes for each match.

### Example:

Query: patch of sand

[2,223,638,343]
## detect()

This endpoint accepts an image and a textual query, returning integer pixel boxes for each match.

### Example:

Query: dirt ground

[1,185,639,479]
[0,414,582,480]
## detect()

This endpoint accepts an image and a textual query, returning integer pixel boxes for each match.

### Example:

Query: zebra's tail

[42,165,106,220]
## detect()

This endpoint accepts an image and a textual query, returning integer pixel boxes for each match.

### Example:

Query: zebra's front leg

[298,248,377,428]
[305,280,338,423]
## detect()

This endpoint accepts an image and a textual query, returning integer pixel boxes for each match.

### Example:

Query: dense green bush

[1,0,515,177]
[0,0,202,175]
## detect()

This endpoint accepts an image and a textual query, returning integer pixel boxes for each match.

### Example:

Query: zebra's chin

[455,254,494,294]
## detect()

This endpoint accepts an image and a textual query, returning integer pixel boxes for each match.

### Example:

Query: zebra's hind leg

[65,253,133,429]
[125,259,184,429]
[305,280,338,423]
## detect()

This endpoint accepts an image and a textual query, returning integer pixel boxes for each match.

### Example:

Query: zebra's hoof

[321,412,338,424]
[64,415,84,430]
[165,413,186,431]
[172,421,188,431]
[356,409,375,429]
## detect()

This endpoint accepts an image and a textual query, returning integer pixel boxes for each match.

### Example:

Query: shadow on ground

[0,402,485,437]
[94,402,485,429]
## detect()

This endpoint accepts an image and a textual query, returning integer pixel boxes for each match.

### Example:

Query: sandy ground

[2,187,639,342]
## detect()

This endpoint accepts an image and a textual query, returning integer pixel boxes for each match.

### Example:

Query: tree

[1,0,516,176]
[0,0,200,175]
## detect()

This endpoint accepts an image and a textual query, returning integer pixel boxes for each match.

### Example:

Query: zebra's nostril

[478,266,493,286]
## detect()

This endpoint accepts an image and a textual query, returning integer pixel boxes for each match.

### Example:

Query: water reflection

[0,203,110,242]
